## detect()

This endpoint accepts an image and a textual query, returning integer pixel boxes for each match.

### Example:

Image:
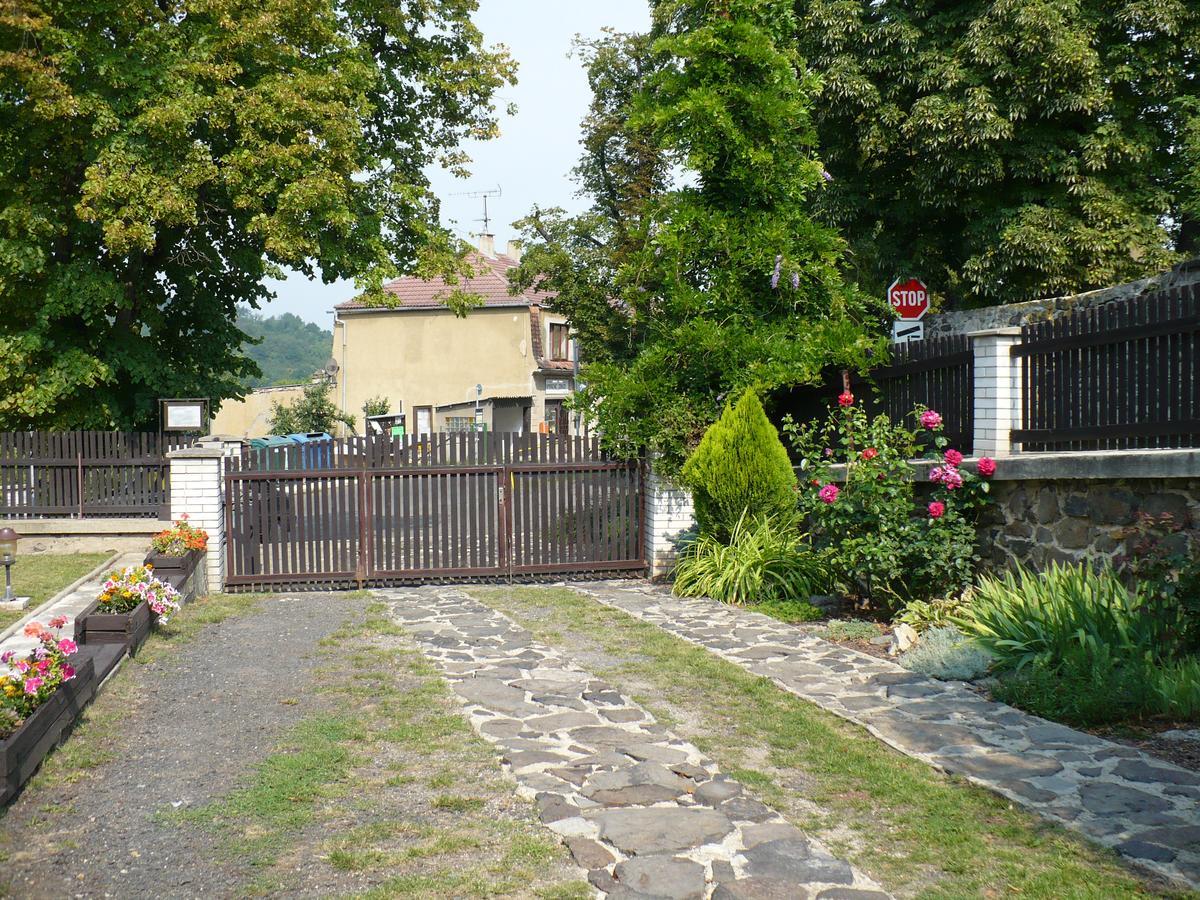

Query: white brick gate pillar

[168,439,242,592]
[969,327,1024,458]
[643,464,695,579]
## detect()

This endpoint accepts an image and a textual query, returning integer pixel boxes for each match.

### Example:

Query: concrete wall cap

[966,327,1023,338]
[167,447,228,459]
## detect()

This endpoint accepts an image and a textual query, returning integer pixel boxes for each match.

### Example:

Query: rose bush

[784,397,995,609]
[0,617,79,739]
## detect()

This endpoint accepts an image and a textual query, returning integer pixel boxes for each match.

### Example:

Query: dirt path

[0,593,587,899]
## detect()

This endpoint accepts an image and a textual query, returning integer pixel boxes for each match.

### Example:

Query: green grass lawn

[0,552,113,633]
[472,586,1183,900]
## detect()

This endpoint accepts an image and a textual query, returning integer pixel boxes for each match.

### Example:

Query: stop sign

[888,277,929,320]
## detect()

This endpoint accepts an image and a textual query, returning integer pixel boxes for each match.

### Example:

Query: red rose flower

[861,447,878,460]
[976,457,997,477]
[943,449,964,467]
[928,501,946,519]
[837,391,854,408]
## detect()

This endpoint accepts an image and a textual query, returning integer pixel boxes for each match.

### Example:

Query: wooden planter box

[74,599,152,656]
[1,654,98,805]
[144,549,202,578]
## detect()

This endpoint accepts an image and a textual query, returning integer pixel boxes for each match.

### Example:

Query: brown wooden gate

[224,434,644,590]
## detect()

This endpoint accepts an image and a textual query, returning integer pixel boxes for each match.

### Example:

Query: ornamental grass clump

[150,515,208,556]
[0,617,79,739]
[99,565,182,622]
[673,511,830,606]
[899,625,992,681]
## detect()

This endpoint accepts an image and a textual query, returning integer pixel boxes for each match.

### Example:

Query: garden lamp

[0,528,18,602]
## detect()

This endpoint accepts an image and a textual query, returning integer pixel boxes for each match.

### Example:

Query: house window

[549,323,570,361]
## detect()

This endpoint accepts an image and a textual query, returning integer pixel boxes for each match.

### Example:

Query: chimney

[506,240,523,262]
[477,233,496,258]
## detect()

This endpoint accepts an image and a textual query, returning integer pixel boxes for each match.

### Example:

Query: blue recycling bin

[287,432,333,469]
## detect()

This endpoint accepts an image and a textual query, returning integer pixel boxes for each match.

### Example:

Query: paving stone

[454,678,537,715]
[1116,840,1177,863]
[536,792,579,824]
[570,725,648,746]
[589,807,734,854]
[815,891,892,899]
[620,742,693,765]
[695,778,743,805]
[1140,825,1200,851]
[565,836,615,869]
[720,796,775,822]
[1114,758,1200,786]
[942,751,1064,780]
[713,879,810,899]
[711,859,737,882]
[742,822,808,849]
[603,708,647,723]
[741,840,855,885]
[589,867,619,892]
[614,856,706,899]
[868,716,983,755]
[503,749,568,770]
[583,761,691,806]
[1079,781,1172,816]
[523,711,606,732]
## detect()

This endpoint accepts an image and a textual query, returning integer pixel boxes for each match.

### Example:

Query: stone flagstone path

[571,580,1200,892]
[380,586,890,900]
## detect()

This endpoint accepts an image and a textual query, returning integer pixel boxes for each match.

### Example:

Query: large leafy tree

[513,1,885,472]
[796,0,1200,306]
[0,0,514,428]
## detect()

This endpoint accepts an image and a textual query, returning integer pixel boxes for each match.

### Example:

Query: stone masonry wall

[981,477,1200,570]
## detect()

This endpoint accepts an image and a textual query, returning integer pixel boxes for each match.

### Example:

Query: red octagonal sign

[888,277,929,320]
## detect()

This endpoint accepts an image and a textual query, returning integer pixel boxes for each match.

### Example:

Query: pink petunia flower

[818,484,840,504]
[61,665,75,681]
[0,650,12,664]
[49,615,68,629]
[977,457,997,477]
[57,638,77,655]
[35,659,49,674]
[943,449,964,467]
[928,501,946,519]
[14,660,29,673]
[24,677,42,694]
[920,409,943,430]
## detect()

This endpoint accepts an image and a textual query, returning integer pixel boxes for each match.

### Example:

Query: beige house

[213,236,580,439]
[332,236,579,437]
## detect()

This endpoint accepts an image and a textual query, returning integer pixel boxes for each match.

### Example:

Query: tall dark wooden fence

[1013,284,1200,451]
[0,431,189,519]
[224,433,644,590]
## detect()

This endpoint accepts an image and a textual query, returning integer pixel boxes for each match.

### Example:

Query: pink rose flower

[818,483,840,504]
[920,409,943,430]
[57,638,77,655]
[837,391,854,408]
[24,677,42,695]
[943,449,964,466]
[942,467,964,490]
[928,501,946,519]
[977,457,997,477]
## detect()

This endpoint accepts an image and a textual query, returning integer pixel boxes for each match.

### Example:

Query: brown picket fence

[224,433,644,589]
[1013,284,1200,450]
[0,431,190,519]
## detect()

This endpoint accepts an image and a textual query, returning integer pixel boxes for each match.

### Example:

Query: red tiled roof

[335,251,550,311]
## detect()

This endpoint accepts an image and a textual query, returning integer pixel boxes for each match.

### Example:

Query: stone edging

[571,581,1200,893]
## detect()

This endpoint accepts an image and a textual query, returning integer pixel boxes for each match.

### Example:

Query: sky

[265,0,651,326]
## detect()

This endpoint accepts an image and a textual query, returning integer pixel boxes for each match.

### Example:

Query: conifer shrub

[681,389,796,536]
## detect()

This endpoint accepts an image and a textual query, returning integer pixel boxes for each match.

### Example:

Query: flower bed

[145,517,208,601]
[1,619,94,804]
[74,565,181,655]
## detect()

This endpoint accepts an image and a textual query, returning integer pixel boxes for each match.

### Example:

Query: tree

[512,2,885,473]
[0,0,515,429]
[795,0,1200,306]
[362,396,392,417]
[681,389,797,536]
[237,310,333,389]
[268,382,355,436]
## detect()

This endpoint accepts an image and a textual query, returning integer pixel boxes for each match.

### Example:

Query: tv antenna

[452,185,502,234]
